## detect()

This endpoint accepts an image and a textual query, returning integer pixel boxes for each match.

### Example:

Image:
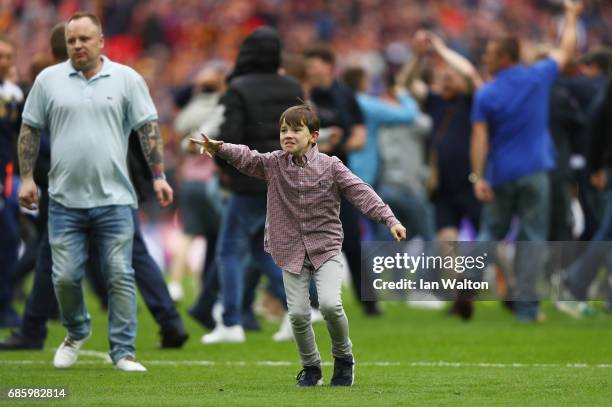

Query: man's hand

[190,133,224,157]
[154,178,173,207]
[390,224,407,241]
[564,0,583,17]
[591,169,608,190]
[474,179,495,203]
[19,178,39,209]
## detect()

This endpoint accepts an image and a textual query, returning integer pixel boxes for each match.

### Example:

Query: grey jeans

[282,254,353,368]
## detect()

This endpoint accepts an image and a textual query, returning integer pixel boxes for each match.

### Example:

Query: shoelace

[63,337,79,349]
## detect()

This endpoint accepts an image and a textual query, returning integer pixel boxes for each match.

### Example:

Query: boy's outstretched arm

[333,159,407,241]
[190,133,269,180]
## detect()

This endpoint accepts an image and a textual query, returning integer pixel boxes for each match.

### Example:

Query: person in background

[470,0,583,321]
[167,64,226,302]
[0,34,23,328]
[559,78,612,317]
[202,26,301,344]
[304,46,382,316]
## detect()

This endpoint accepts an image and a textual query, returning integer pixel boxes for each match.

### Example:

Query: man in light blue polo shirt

[470,0,583,321]
[17,11,173,371]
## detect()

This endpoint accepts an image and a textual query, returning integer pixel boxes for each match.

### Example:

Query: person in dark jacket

[560,79,612,315]
[201,26,303,344]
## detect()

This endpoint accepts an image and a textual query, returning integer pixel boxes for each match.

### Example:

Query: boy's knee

[288,311,311,327]
[319,301,343,319]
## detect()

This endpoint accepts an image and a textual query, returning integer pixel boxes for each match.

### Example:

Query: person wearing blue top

[470,0,583,321]
[17,12,173,371]
[343,67,434,241]
[343,68,418,187]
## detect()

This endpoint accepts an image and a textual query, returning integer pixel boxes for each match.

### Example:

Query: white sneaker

[167,282,184,302]
[311,307,324,323]
[406,291,445,310]
[201,324,245,344]
[53,335,89,369]
[555,301,595,319]
[272,314,294,342]
[115,356,147,372]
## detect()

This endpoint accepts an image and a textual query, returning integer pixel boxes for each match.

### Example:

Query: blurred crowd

[3,0,612,163]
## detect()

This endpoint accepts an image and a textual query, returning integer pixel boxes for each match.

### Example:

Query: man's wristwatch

[154,173,167,181]
[468,172,480,184]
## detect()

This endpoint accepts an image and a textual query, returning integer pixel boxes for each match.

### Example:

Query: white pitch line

[1,360,612,369]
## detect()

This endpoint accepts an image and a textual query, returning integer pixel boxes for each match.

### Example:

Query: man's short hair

[279,104,320,135]
[67,11,103,33]
[342,67,365,93]
[303,46,335,65]
[50,23,68,61]
[580,46,612,74]
[494,35,520,63]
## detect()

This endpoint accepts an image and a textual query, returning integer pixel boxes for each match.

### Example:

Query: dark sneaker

[159,326,189,349]
[187,308,216,331]
[450,299,474,321]
[330,356,354,386]
[0,331,44,350]
[295,365,323,387]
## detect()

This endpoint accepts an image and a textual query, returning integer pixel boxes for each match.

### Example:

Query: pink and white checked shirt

[217,143,399,274]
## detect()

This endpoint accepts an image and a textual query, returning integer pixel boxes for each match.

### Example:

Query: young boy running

[191,104,406,387]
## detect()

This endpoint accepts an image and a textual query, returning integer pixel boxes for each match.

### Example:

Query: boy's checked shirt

[217,143,400,274]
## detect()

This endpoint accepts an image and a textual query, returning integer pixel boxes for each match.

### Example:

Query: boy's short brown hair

[279,104,320,134]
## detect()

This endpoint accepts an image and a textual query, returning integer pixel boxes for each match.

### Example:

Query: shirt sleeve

[360,94,417,125]
[333,158,399,228]
[126,72,158,130]
[21,77,47,129]
[216,143,272,180]
[530,58,559,88]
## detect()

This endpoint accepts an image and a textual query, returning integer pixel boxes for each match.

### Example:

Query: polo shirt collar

[68,55,113,79]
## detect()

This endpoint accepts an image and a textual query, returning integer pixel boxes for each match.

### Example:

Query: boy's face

[280,120,319,156]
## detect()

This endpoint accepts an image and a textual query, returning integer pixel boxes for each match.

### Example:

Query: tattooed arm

[17,123,41,209]
[135,120,173,207]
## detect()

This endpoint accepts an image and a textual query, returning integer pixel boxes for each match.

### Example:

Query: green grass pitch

[1,282,611,406]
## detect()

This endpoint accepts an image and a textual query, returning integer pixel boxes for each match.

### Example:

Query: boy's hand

[189,133,223,157]
[390,224,407,241]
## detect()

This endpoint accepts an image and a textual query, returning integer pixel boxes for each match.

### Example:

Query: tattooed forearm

[136,120,165,178]
[17,124,41,179]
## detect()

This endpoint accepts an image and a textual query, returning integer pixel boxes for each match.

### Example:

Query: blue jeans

[478,171,550,319]
[48,200,136,363]
[216,194,285,327]
[566,169,612,302]
[20,210,183,341]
